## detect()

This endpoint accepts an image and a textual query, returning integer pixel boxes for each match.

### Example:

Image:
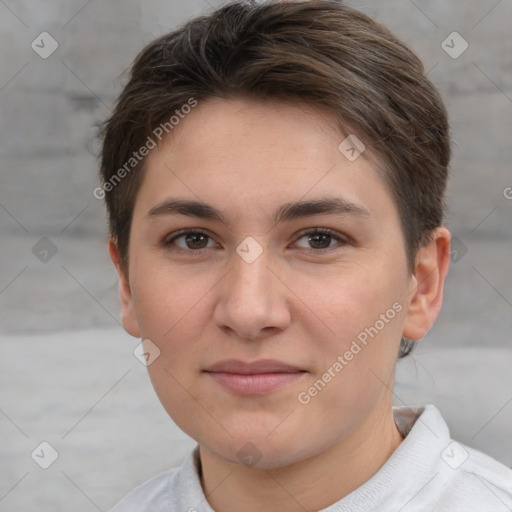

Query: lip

[203,359,306,395]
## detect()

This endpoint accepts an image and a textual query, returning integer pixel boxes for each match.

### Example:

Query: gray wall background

[1,1,511,511]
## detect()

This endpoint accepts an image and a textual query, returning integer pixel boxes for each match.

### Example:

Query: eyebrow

[147,197,370,227]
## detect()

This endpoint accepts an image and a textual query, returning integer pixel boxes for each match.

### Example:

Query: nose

[213,248,292,341]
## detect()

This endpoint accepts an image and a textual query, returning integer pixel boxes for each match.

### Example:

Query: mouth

[203,359,307,395]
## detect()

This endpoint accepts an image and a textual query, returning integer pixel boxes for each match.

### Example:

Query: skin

[109,97,451,512]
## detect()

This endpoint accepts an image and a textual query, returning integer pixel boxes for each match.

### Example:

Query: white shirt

[108,405,512,511]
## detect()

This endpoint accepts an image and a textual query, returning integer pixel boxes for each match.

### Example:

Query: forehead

[136,97,396,225]
[162,97,349,170]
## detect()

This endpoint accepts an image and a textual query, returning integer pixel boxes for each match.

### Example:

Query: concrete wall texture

[1,1,511,511]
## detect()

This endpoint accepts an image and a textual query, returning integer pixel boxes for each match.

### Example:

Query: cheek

[132,260,209,338]
[301,263,406,395]
[308,265,402,340]
[131,266,214,429]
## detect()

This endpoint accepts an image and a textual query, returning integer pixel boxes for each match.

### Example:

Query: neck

[199,404,404,512]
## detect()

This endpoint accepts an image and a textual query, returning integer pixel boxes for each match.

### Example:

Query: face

[115,97,426,469]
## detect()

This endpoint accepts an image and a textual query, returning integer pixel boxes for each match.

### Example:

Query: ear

[108,237,141,338]
[402,227,451,340]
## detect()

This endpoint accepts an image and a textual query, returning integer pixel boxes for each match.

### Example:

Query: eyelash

[163,228,349,255]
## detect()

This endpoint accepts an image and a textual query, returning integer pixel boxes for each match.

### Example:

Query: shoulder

[108,467,176,512]
[436,443,512,510]
[391,405,512,511]
[107,447,205,512]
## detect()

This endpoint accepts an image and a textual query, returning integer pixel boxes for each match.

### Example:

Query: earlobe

[402,227,451,341]
[108,237,141,338]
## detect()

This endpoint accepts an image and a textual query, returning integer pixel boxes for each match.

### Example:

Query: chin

[198,426,321,470]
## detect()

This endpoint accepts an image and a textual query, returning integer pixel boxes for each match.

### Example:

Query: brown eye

[307,232,333,249]
[183,232,210,250]
[294,228,347,251]
[165,230,217,251]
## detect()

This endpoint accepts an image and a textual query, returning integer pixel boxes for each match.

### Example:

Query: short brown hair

[99,0,450,355]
